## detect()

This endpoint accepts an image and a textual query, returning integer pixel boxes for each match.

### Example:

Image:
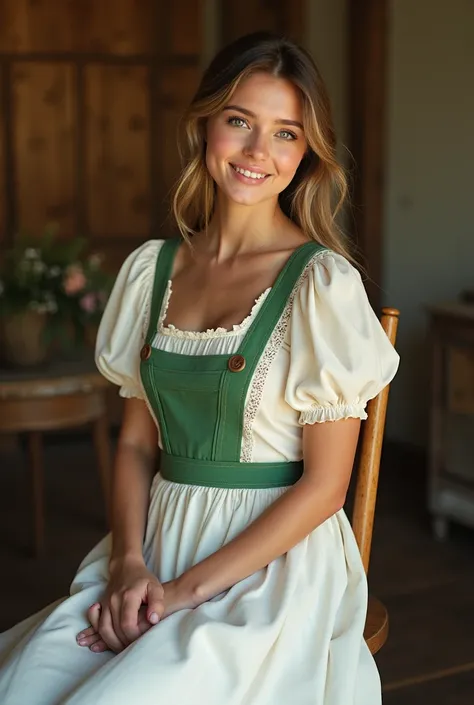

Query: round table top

[0,355,110,400]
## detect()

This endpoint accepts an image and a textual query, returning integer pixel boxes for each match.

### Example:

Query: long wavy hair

[172,32,352,261]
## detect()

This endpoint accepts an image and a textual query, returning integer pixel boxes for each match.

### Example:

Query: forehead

[230,72,303,119]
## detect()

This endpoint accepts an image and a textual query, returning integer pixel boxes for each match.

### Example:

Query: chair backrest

[351,307,400,574]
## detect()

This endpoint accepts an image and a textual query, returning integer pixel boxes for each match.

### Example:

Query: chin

[227,192,271,207]
[219,182,279,207]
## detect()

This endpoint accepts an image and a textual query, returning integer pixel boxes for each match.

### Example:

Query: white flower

[88,253,102,269]
[33,260,47,274]
[49,266,61,277]
[25,248,40,259]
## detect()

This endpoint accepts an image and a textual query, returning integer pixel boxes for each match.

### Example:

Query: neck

[202,193,288,261]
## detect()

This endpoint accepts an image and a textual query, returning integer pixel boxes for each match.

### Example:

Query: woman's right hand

[77,555,164,653]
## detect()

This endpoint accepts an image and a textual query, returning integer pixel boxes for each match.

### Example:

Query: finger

[120,591,144,644]
[78,632,102,648]
[137,606,153,636]
[90,639,110,653]
[87,603,102,632]
[76,625,97,643]
[98,605,126,654]
[109,594,132,647]
[146,582,165,625]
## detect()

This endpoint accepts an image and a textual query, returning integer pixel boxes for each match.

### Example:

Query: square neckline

[158,280,273,339]
[158,239,314,339]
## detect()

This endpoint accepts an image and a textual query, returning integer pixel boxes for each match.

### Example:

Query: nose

[243,129,269,161]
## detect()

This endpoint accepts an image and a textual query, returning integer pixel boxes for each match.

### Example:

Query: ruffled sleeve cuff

[299,402,368,425]
[118,384,144,400]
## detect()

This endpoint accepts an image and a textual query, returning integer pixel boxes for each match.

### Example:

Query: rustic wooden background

[0,0,303,271]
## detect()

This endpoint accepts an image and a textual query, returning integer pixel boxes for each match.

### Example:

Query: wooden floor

[0,436,473,704]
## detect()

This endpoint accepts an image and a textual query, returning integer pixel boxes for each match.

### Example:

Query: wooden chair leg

[28,431,44,556]
[93,413,112,526]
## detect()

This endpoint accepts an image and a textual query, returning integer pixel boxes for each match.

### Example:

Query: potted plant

[0,226,113,367]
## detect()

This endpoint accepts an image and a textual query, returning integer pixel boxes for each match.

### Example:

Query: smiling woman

[173,31,349,261]
[205,75,307,204]
[0,31,399,705]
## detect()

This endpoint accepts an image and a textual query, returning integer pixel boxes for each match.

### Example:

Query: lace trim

[158,282,272,340]
[240,249,329,462]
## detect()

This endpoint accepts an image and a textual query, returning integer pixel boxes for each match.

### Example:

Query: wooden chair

[351,307,400,655]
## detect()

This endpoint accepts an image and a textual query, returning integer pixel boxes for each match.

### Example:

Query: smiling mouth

[230,164,270,181]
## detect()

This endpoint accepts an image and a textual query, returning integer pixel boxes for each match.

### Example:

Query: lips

[230,164,270,180]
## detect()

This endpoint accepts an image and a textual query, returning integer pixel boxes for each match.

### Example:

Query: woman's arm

[109,397,158,564]
[78,398,165,653]
[172,418,361,609]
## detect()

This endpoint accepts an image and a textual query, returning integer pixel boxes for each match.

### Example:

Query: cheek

[206,125,243,162]
[275,145,306,178]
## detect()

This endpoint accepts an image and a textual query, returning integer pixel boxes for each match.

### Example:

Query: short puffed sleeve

[95,240,165,399]
[285,251,400,424]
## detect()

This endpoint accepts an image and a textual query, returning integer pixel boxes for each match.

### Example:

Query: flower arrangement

[0,226,113,360]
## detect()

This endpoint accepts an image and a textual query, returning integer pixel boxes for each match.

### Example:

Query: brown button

[140,344,152,361]
[228,354,246,373]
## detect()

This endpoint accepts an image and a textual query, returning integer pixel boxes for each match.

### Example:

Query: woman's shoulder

[117,239,167,285]
[300,244,362,293]
[93,239,166,396]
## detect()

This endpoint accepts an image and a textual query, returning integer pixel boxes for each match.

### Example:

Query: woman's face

[205,72,308,207]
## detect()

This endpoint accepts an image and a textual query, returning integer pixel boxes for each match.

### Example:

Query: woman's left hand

[76,580,197,653]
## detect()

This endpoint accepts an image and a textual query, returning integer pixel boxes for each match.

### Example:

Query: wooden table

[428,302,474,539]
[0,357,112,555]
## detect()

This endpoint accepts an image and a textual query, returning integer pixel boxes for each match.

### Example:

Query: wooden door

[0,0,202,268]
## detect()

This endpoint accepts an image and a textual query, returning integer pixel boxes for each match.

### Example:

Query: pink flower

[80,292,97,313]
[63,265,86,295]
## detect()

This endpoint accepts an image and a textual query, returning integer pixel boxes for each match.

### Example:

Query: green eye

[278,130,297,141]
[228,116,248,128]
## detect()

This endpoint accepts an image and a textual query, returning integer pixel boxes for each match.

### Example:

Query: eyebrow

[223,104,303,130]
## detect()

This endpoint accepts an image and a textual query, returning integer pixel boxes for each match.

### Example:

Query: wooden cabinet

[428,303,474,539]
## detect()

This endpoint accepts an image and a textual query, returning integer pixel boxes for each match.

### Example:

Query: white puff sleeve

[285,251,400,424]
[95,240,164,399]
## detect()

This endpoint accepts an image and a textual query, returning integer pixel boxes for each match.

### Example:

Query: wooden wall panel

[0,70,5,241]
[221,0,304,45]
[0,0,203,252]
[348,0,388,307]
[85,65,151,238]
[76,0,154,54]
[0,0,154,54]
[0,0,77,53]
[222,3,280,42]
[12,62,77,236]
[168,0,202,55]
[160,66,200,190]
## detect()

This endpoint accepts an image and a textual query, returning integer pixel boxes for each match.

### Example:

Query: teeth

[233,165,267,180]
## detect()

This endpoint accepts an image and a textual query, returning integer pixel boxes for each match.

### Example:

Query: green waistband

[160,453,303,489]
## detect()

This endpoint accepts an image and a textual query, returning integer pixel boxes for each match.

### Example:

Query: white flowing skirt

[0,474,381,705]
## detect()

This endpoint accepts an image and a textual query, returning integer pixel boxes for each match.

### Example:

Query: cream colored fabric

[95,240,399,461]
[0,239,399,705]
[0,479,381,705]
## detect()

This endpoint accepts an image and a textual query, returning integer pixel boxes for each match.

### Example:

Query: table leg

[93,413,112,526]
[28,431,44,556]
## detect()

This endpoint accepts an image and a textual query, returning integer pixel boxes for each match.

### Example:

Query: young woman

[0,32,399,704]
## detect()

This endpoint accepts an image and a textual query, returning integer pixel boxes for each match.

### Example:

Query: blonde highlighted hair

[172,32,353,262]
